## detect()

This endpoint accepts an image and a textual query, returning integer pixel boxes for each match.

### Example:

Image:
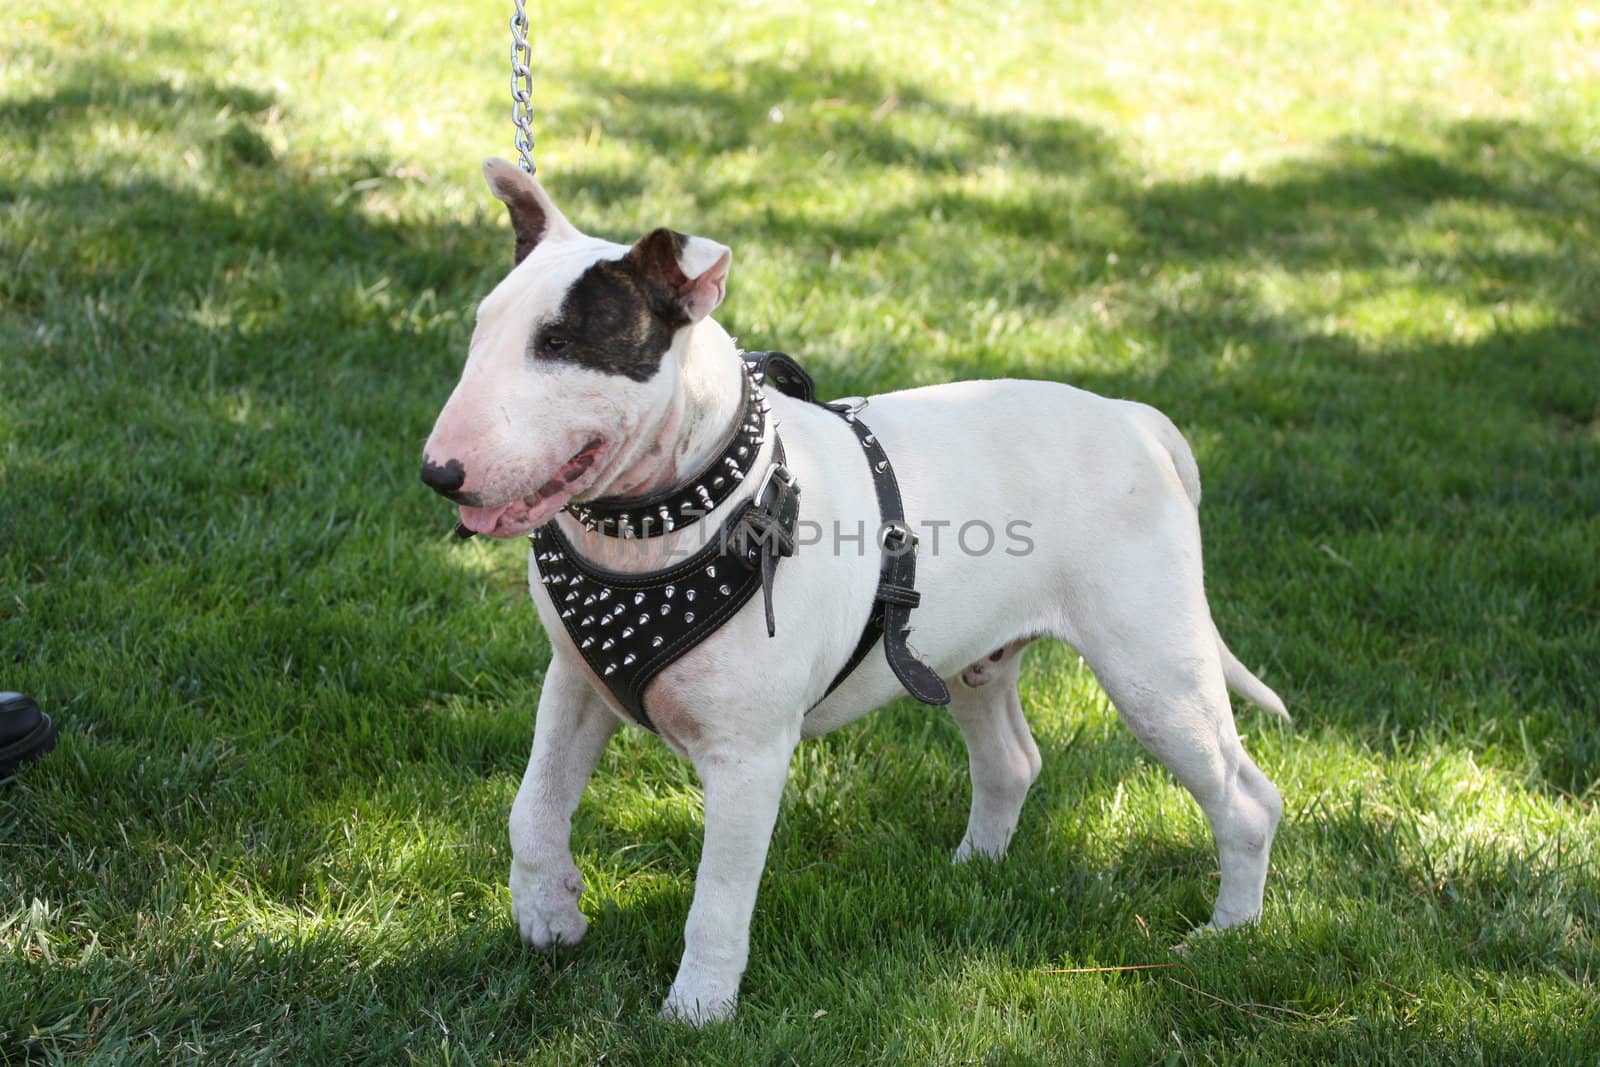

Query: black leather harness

[523,351,950,730]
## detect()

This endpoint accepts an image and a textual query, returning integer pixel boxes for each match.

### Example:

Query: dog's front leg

[659,723,800,1025]
[509,652,618,950]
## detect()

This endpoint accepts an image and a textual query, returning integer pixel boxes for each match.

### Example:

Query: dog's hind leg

[1069,551,1283,932]
[508,652,619,950]
[949,640,1041,862]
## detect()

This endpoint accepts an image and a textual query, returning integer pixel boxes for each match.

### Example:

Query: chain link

[509,0,535,174]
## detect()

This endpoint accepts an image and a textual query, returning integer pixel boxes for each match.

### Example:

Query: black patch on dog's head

[528,252,689,382]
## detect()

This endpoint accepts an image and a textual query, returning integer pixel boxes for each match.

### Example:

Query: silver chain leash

[509,0,535,173]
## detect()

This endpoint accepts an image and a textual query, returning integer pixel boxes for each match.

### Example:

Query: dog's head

[421,159,732,538]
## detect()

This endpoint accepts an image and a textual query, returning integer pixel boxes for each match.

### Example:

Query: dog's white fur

[425,164,1288,1024]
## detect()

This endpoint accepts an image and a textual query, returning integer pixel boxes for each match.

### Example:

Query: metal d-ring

[829,396,869,421]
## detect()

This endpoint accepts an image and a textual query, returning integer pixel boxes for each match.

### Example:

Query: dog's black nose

[421,456,467,496]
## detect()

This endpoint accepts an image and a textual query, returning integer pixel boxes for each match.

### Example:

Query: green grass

[3,0,1599,1062]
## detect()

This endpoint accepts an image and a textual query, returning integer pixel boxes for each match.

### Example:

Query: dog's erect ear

[482,158,577,265]
[624,228,732,325]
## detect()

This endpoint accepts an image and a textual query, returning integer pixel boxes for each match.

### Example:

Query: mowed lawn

[3,0,1599,1062]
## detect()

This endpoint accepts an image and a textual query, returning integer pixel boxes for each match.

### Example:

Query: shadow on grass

[6,794,1595,1063]
[3,44,1599,1062]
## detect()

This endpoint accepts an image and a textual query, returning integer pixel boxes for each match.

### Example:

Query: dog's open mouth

[456,437,605,538]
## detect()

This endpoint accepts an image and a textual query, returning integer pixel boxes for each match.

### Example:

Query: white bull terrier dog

[422,159,1289,1024]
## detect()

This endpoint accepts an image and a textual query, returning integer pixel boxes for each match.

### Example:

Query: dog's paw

[658,985,737,1026]
[509,860,588,949]
[952,834,1009,864]
[1172,911,1259,953]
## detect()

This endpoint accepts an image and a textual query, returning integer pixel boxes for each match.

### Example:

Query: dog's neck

[591,318,745,500]
[659,319,749,494]
[556,318,762,571]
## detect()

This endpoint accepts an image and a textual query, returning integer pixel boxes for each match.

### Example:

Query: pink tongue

[457,502,514,535]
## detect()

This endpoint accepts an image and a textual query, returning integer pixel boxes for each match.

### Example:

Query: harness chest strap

[530,437,799,732]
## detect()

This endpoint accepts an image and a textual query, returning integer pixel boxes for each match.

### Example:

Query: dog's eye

[540,333,571,355]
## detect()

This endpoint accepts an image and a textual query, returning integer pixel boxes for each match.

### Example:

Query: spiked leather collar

[563,367,767,539]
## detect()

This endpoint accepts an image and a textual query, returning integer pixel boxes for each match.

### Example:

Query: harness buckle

[879,520,918,556]
[757,460,797,503]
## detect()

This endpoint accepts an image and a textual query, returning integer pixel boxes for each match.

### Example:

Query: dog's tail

[1216,628,1291,722]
